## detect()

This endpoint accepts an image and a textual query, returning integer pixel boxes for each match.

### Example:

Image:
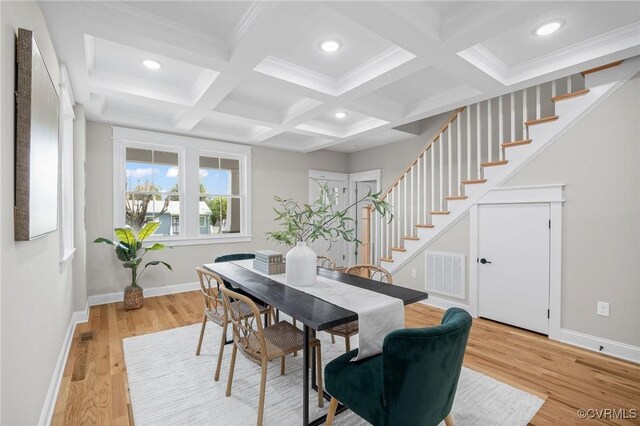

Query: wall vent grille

[425,251,466,299]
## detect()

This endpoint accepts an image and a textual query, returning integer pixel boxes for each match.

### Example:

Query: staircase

[362,57,640,273]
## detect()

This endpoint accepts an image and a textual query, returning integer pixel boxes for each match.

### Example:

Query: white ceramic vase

[286,241,317,286]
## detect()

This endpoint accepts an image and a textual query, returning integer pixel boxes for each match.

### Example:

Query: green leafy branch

[266,179,393,248]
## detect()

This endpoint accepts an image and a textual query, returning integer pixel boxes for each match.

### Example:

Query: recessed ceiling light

[334,111,348,119]
[142,59,162,70]
[533,20,565,36]
[319,39,342,53]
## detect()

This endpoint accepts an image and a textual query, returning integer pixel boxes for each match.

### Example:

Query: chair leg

[214,323,226,381]
[326,397,339,426]
[280,356,286,375]
[444,414,454,426]
[226,343,238,397]
[345,336,351,353]
[316,344,324,408]
[195,315,207,355]
[257,359,268,426]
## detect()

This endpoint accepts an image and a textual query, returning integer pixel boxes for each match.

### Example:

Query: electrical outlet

[411,268,417,278]
[597,301,610,317]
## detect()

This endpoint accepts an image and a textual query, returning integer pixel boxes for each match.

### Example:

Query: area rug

[123,321,544,425]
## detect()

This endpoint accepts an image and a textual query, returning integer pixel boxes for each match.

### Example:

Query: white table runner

[231,259,404,361]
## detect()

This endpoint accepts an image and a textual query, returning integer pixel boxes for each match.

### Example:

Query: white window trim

[59,65,75,265]
[112,126,252,245]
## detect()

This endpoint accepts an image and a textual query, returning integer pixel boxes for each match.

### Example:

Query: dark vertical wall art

[15,28,59,241]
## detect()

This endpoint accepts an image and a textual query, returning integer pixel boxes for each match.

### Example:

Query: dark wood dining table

[203,261,428,426]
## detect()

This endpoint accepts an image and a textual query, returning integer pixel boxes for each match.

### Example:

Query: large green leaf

[138,221,160,241]
[114,228,136,245]
[115,245,132,262]
[145,260,172,271]
[143,243,170,252]
[93,237,127,250]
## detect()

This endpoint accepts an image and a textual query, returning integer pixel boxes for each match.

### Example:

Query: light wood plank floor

[52,292,640,425]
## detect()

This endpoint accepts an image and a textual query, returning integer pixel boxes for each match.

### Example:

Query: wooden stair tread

[581,60,623,77]
[462,179,487,185]
[552,89,590,102]
[481,160,508,167]
[403,236,420,241]
[525,116,559,126]
[390,247,406,252]
[445,196,468,200]
[379,257,394,262]
[502,139,532,148]
[430,211,450,215]
[415,224,434,228]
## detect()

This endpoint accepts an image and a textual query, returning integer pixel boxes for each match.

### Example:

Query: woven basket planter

[124,285,144,310]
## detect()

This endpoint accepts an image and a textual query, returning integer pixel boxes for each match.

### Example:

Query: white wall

[502,72,640,346]
[0,2,83,424]
[85,122,349,296]
[375,73,640,348]
[348,111,452,190]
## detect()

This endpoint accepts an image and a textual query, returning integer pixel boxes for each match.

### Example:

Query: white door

[309,176,348,267]
[478,203,550,334]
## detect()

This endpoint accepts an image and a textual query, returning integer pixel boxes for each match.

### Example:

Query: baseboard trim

[419,296,476,317]
[559,328,640,364]
[87,281,200,307]
[38,302,90,426]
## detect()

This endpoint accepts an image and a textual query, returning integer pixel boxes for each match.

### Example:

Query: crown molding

[254,55,337,95]
[458,21,640,86]
[229,1,270,49]
[379,2,442,41]
[295,115,388,139]
[254,45,415,97]
[337,46,417,95]
[406,85,482,118]
[81,1,229,60]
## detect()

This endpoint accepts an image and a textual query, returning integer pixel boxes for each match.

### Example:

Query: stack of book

[254,250,286,275]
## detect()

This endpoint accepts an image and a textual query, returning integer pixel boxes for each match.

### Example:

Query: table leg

[303,325,310,426]
[311,330,316,385]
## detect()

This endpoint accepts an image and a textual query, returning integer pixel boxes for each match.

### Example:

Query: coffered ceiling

[40,1,640,153]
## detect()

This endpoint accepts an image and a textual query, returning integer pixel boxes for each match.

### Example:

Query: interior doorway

[309,169,380,268]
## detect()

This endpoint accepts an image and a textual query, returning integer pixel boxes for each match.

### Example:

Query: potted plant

[267,180,391,286]
[94,221,172,310]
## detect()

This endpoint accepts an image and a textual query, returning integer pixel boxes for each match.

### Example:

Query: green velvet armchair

[324,308,472,426]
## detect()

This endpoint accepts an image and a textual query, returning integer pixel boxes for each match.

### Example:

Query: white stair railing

[364,71,587,265]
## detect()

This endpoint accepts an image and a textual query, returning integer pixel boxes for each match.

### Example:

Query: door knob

[480,258,492,264]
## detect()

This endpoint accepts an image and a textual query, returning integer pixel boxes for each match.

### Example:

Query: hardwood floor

[52,292,640,425]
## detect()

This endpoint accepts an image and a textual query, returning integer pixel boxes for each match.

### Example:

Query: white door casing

[308,170,349,267]
[477,202,551,334]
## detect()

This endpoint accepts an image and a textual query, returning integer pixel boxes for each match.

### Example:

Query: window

[199,156,241,235]
[113,127,251,245]
[125,147,180,237]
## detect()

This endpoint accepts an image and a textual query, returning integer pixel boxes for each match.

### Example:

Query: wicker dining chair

[194,267,272,381]
[220,283,324,426]
[326,264,393,352]
[317,255,337,271]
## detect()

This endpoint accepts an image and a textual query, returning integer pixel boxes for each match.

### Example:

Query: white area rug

[123,322,544,425]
